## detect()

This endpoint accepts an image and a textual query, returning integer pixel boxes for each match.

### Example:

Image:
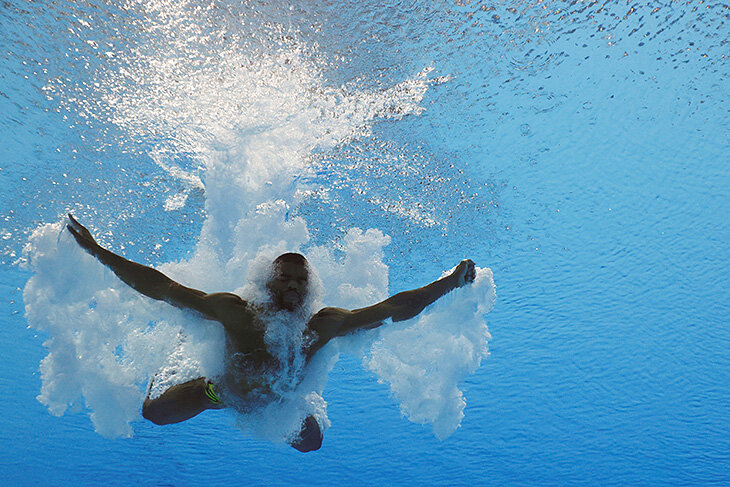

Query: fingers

[467,261,476,283]
[66,224,88,248]
[67,214,81,233]
[66,214,97,250]
[66,213,94,240]
[67,213,85,233]
[460,259,476,285]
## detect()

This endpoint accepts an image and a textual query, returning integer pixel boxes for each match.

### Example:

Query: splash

[367,267,495,440]
[23,0,495,443]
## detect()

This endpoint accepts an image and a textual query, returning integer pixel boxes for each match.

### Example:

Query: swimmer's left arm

[66,214,220,320]
[336,259,476,336]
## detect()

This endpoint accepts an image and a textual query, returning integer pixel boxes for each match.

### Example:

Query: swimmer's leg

[289,415,323,452]
[142,377,225,425]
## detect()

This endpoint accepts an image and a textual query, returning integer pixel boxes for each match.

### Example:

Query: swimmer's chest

[222,306,348,356]
[223,315,268,354]
[222,312,313,354]
[304,307,350,356]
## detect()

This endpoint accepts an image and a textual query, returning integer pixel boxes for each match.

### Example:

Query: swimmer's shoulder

[308,307,351,339]
[311,306,351,322]
[202,292,258,323]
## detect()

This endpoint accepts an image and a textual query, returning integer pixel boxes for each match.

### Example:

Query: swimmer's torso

[211,297,349,401]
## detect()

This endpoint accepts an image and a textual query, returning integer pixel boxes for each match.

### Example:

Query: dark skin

[66,214,476,451]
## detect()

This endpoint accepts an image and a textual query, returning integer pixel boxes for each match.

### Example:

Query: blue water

[2,1,729,485]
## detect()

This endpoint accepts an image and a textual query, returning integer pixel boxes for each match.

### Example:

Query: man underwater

[66,214,476,452]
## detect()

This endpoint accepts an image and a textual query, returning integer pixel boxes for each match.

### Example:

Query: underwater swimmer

[66,214,476,452]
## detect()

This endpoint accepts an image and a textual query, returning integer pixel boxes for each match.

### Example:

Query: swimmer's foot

[290,415,323,453]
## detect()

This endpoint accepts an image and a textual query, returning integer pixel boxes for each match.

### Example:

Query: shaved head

[273,252,309,267]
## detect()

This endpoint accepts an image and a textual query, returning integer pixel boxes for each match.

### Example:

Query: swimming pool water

[1,1,728,485]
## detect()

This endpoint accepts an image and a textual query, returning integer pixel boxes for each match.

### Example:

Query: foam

[24,219,493,441]
[366,267,495,439]
[24,2,495,443]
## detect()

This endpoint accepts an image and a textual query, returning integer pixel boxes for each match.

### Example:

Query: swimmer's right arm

[312,259,477,343]
[66,214,227,320]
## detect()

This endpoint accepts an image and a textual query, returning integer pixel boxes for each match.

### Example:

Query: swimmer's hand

[66,213,100,253]
[453,259,476,288]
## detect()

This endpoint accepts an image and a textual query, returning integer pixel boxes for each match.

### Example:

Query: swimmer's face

[267,258,309,312]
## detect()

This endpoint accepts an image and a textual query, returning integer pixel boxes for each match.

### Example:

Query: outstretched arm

[329,259,476,337]
[66,214,216,319]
